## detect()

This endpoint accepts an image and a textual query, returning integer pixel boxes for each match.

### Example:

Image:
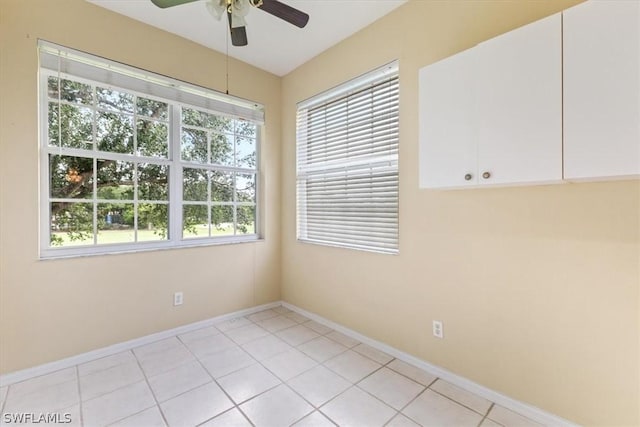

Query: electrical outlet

[432,320,443,338]
[173,292,183,306]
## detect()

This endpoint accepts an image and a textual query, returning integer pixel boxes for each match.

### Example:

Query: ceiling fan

[150,0,309,47]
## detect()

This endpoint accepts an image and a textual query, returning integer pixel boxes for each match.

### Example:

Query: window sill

[39,235,263,260]
[297,238,399,255]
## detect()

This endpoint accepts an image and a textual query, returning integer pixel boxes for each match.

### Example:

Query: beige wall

[281,1,639,426]
[0,0,281,373]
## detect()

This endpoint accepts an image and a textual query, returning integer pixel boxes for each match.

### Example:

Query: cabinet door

[475,13,563,186]
[563,0,640,180]
[419,47,478,189]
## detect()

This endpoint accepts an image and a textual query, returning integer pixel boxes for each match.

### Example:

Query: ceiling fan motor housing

[151,0,309,46]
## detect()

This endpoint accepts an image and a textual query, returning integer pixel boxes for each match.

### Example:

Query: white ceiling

[86,0,407,76]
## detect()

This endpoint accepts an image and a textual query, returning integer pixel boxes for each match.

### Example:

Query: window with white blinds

[296,62,399,254]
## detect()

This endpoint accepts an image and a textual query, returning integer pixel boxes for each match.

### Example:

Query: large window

[296,62,399,254]
[39,42,263,258]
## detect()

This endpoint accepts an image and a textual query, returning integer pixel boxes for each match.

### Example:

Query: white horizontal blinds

[296,61,399,254]
[38,41,264,124]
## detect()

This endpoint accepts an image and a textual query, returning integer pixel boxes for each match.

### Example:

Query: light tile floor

[0,306,544,427]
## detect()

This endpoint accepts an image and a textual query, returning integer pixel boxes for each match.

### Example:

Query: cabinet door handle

[464,174,472,181]
[482,171,491,179]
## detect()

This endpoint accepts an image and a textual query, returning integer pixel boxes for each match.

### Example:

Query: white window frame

[296,61,399,254]
[38,41,263,259]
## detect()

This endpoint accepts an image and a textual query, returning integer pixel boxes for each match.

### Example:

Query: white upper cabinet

[563,0,640,180]
[419,0,639,189]
[418,13,562,189]
[475,13,562,186]
[419,47,478,188]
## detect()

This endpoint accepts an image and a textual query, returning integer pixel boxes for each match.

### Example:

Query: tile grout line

[193,406,253,427]
[378,368,440,426]
[188,311,315,425]
[134,337,197,374]
[89,341,218,424]
[250,328,322,414]
[220,314,315,426]
[297,343,350,368]
[274,324,323,347]
[320,355,378,384]
[266,361,331,421]
[0,383,8,416]
[242,309,343,426]
[382,391,418,427]
[75,356,149,404]
[176,323,258,427]
[399,374,438,411]
[230,404,256,427]
[427,383,494,419]
[77,358,129,398]
[357,356,429,425]
[384,359,439,387]
[314,357,397,426]
[83,380,160,427]
[477,402,497,427]
[74,365,84,427]
[277,382,319,426]
[249,324,360,425]
[397,376,494,426]
[351,344,396,366]
[130,349,171,427]
[190,315,294,426]
[354,359,405,424]
[1,369,82,423]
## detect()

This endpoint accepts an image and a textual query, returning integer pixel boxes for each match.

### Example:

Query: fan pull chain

[225,19,229,95]
[57,50,62,156]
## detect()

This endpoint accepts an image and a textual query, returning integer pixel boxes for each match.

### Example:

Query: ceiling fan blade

[228,11,248,46]
[257,0,309,28]
[150,0,199,8]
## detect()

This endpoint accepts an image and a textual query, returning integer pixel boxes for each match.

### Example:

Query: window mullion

[92,82,98,245]
[255,126,262,239]
[170,104,183,244]
[133,162,139,243]
[232,124,237,235]
[93,157,98,244]
[207,131,212,238]
[233,172,238,235]
[207,171,212,238]
[40,74,52,253]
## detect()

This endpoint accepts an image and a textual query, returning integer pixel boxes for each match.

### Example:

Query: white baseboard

[1,299,578,427]
[0,301,281,387]
[282,302,579,427]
